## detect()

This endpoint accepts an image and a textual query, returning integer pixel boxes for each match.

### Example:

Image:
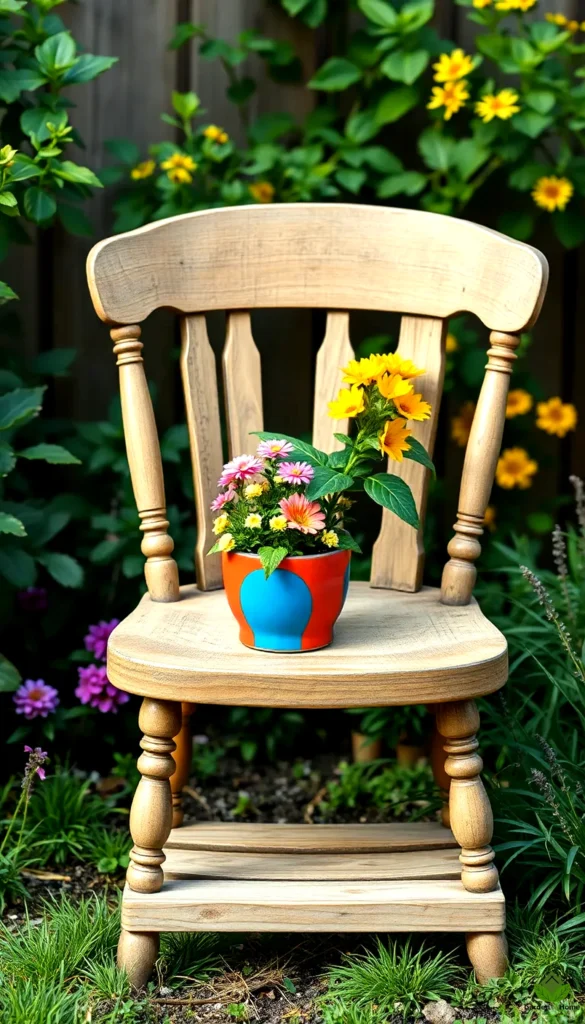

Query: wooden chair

[86,204,548,989]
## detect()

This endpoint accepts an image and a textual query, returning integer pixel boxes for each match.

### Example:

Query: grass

[22,768,111,866]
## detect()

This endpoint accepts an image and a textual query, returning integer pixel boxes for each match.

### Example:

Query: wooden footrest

[121,823,505,934]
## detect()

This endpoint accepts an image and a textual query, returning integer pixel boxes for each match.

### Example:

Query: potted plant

[209,352,433,652]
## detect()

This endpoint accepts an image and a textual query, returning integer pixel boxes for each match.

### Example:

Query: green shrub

[23,768,110,865]
[320,758,441,820]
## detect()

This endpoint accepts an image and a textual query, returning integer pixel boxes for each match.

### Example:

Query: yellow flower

[475,89,520,123]
[536,397,578,438]
[496,0,536,9]
[269,514,288,531]
[379,418,412,461]
[532,176,574,213]
[203,124,229,143]
[217,532,236,552]
[483,505,497,532]
[322,530,339,548]
[212,513,230,535]
[274,475,284,485]
[244,483,263,498]
[380,353,425,379]
[161,152,197,172]
[427,80,469,120]
[378,373,413,403]
[249,181,275,203]
[328,385,366,419]
[0,144,17,167]
[446,333,458,353]
[496,448,538,489]
[567,19,580,31]
[341,354,386,386]
[167,167,193,185]
[130,159,156,180]
[473,0,492,7]
[546,11,567,24]
[451,401,475,447]
[393,392,432,421]
[506,389,533,418]
[432,49,474,83]
[245,513,262,529]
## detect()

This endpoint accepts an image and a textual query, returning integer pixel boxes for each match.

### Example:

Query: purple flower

[84,619,119,661]
[75,664,130,714]
[23,745,48,784]
[256,439,294,460]
[277,461,315,485]
[17,587,48,612]
[13,680,59,720]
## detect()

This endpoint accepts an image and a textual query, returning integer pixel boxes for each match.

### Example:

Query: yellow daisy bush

[506,389,533,418]
[161,152,198,185]
[130,159,156,180]
[328,384,366,419]
[496,448,538,489]
[451,401,476,447]
[432,49,474,82]
[203,124,229,143]
[475,89,520,123]
[249,181,275,203]
[532,176,574,213]
[379,418,413,461]
[341,354,386,385]
[536,398,578,438]
[427,80,470,120]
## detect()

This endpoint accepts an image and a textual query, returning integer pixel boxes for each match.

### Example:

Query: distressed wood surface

[87,205,547,332]
[122,878,505,933]
[106,583,507,705]
[165,821,458,853]
[371,316,446,591]
[223,312,264,457]
[312,312,354,452]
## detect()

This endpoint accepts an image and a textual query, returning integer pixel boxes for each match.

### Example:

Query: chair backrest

[87,204,548,607]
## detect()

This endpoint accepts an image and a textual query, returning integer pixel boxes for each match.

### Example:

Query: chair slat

[312,312,354,452]
[223,312,263,457]
[180,315,224,591]
[371,316,446,592]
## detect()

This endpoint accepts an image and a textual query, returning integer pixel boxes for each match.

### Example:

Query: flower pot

[351,732,383,763]
[222,549,351,652]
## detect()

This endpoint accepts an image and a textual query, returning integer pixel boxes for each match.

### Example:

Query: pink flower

[277,461,314,485]
[257,439,294,459]
[75,664,130,714]
[279,493,326,534]
[218,454,264,487]
[84,619,119,661]
[23,745,49,787]
[210,488,237,511]
[13,680,59,720]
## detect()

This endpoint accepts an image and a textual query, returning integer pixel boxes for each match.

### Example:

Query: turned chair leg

[436,700,506,982]
[118,697,182,989]
[430,710,450,828]
[170,702,195,828]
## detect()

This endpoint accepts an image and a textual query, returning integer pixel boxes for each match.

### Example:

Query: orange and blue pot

[222,550,351,652]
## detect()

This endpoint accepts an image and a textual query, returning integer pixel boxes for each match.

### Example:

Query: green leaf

[336,168,366,194]
[0,387,45,430]
[508,163,548,191]
[9,158,40,183]
[35,32,77,75]
[380,49,429,85]
[334,432,353,446]
[402,436,435,475]
[0,654,21,693]
[358,0,398,28]
[364,473,419,528]
[309,58,362,91]
[58,204,94,236]
[345,109,379,144]
[172,89,200,119]
[361,147,402,173]
[0,281,17,306]
[0,440,15,475]
[453,139,489,182]
[23,187,57,225]
[97,856,118,875]
[62,54,117,84]
[498,210,535,242]
[513,111,552,139]
[21,106,68,143]
[18,443,81,465]
[258,545,288,579]
[283,978,297,995]
[524,89,556,115]
[252,431,328,466]
[248,112,295,144]
[376,86,418,125]
[377,171,426,197]
[418,129,455,171]
[0,69,46,103]
[0,547,36,588]
[305,467,355,502]
[0,511,26,536]
[105,138,141,165]
[53,161,103,188]
[37,551,84,588]
[0,0,26,12]
[0,192,18,211]
[334,531,362,553]
[31,348,76,376]
[553,211,585,250]
[168,21,205,49]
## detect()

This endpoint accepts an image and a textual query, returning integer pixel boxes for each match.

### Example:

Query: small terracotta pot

[222,549,351,652]
[395,743,427,768]
[351,732,383,763]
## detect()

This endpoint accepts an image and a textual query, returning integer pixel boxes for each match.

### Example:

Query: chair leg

[170,702,195,828]
[118,929,160,990]
[436,700,499,893]
[466,932,508,983]
[430,710,451,828]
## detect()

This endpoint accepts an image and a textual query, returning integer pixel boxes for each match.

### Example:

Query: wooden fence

[4,0,585,496]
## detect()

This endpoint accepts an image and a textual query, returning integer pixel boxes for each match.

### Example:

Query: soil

[3,755,502,1023]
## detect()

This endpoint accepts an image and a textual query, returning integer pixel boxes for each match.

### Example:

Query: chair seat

[107,582,507,708]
